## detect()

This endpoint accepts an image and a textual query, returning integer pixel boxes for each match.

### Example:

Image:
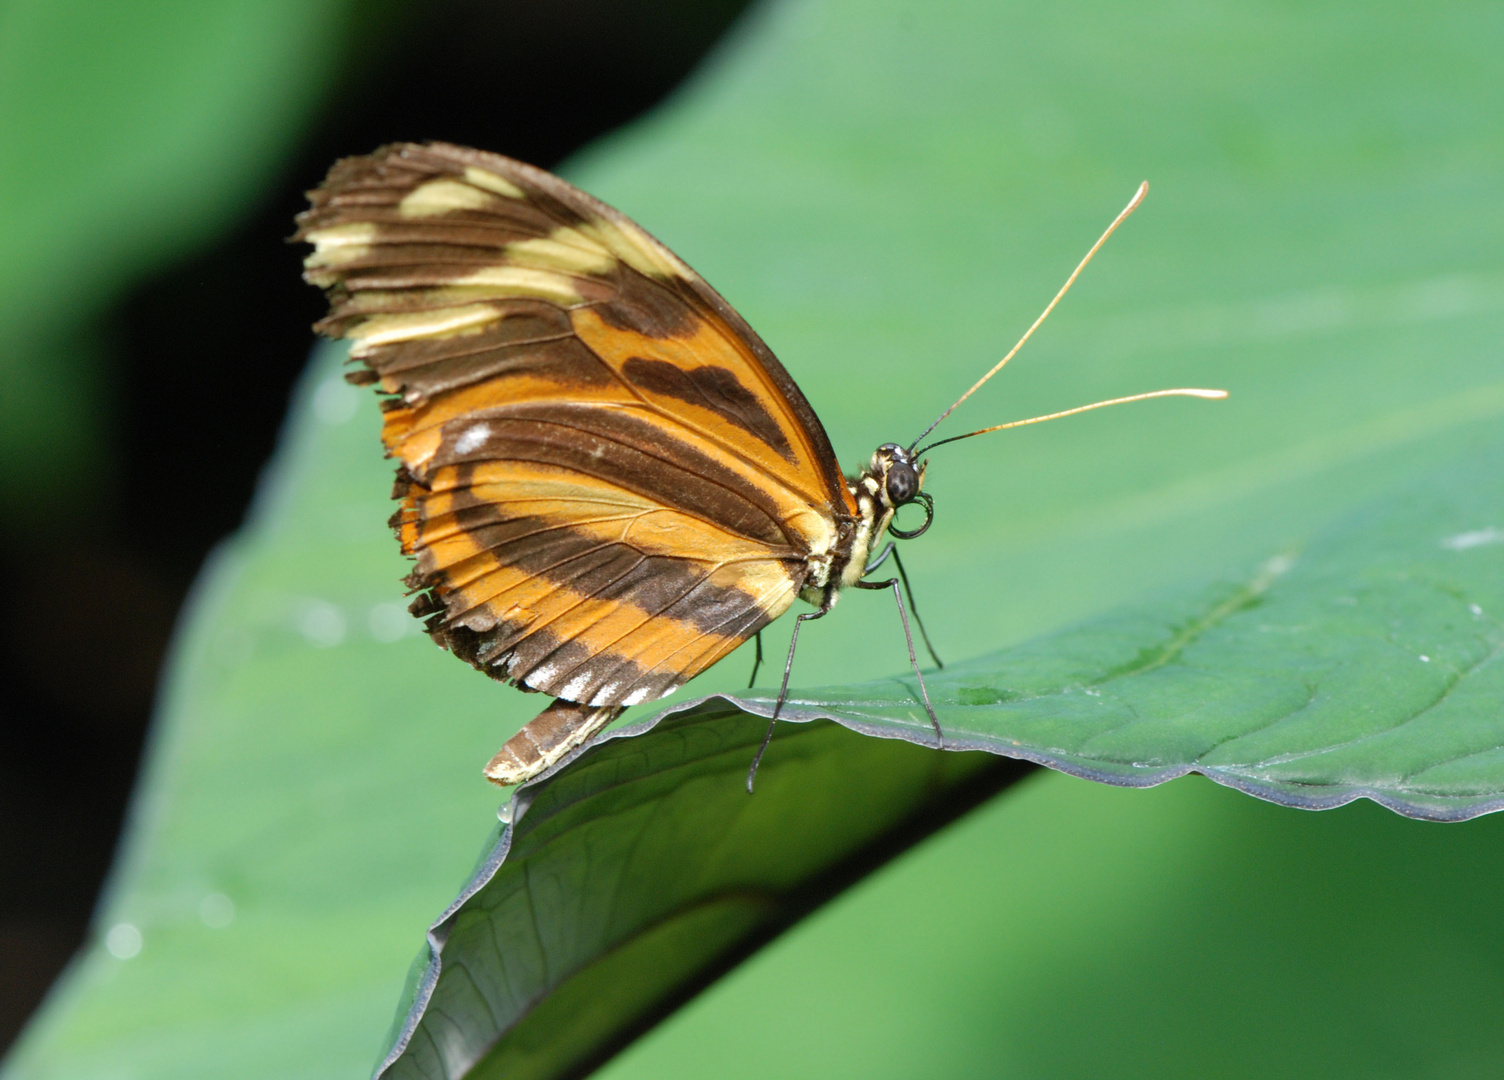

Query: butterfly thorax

[800,443,927,607]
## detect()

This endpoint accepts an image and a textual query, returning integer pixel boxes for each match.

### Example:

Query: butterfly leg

[863,544,942,669]
[865,540,895,574]
[747,630,764,688]
[857,577,944,748]
[746,598,834,793]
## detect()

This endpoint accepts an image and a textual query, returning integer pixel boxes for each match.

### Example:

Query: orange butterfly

[297,143,1222,791]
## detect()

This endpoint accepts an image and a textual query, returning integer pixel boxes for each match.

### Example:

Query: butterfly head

[864,443,932,541]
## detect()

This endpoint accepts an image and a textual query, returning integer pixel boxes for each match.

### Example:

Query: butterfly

[296,142,1223,791]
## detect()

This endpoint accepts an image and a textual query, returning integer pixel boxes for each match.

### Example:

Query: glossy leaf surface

[749,444,1504,821]
[9,0,1504,1076]
[381,442,1504,1077]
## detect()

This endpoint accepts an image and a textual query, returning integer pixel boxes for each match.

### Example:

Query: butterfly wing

[298,142,858,708]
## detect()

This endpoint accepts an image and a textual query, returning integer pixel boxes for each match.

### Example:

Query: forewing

[297,143,853,705]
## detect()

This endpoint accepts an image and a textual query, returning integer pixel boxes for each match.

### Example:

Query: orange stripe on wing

[433,514,801,633]
[438,559,797,705]
[572,306,836,509]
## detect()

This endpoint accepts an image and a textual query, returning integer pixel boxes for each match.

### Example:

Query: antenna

[910,181,1150,452]
[914,387,1228,455]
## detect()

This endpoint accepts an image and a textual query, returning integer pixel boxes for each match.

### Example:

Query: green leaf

[11,0,1504,1076]
[743,441,1504,820]
[380,717,1025,1080]
[377,439,1504,1078]
[0,0,358,515]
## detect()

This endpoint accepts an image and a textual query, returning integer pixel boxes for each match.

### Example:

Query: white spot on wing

[399,178,497,218]
[303,222,377,267]
[463,166,525,198]
[351,303,502,348]
[452,264,585,304]
[453,422,491,456]
[592,681,622,706]
[580,218,682,279]
[623,687,652,706]
[505,235,615,275]
[561,674,592,700]
[528,662,560,686]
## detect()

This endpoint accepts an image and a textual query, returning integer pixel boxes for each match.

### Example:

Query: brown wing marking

[298,142,857,518]
[402,462,803,706]
[298,142,851,709]
[388,396,838,551]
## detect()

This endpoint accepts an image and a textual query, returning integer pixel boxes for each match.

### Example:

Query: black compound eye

[885,463,917,505]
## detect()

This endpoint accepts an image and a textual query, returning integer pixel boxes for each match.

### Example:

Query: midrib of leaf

[1097,553,1296,684]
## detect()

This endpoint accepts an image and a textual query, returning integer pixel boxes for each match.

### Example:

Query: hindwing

[297,142,858,707]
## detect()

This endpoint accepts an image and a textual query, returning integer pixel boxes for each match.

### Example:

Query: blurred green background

[3,0,1502,1076]
[0,0,749,1056]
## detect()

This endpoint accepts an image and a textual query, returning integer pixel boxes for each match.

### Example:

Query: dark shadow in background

[0,0,750,1052]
